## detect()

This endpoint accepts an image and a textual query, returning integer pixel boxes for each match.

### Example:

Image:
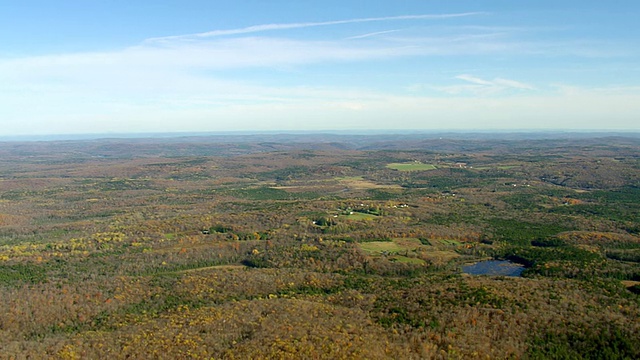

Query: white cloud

[145,13,485,43]
[346,29,402,40]
[492,78,534,90]
[455,74,495,86]
[1,12,638,135]
[438,74,535,95]
[3,79,639,135]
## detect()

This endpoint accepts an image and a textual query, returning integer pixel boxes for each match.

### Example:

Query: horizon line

[1,129,639,142]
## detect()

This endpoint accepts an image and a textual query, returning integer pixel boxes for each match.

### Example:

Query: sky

[1,0,639,136]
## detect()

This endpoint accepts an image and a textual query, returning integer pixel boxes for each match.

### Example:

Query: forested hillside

[0,134,639,359]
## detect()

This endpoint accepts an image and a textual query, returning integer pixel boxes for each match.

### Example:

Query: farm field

[386,162,437,171]
[359,240,407,254]
[0,133,639,358]
[339,212,378,220]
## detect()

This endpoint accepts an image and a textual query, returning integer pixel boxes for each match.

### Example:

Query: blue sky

[1,1,639,135]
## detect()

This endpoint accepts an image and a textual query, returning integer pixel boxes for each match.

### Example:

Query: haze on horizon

[1,1,639,136]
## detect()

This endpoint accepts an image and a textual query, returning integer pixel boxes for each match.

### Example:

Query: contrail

[146,12,486,43]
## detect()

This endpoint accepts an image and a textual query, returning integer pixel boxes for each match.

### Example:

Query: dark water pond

[462,260,525,277]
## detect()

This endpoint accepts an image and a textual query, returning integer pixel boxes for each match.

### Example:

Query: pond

[462,260,525,277]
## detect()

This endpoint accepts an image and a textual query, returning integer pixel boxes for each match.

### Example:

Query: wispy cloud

[439,74,535,95]
[145,13,486,43]
[2,29,518,82]
[4,10,639,135]
[456,74,496,86]
[346,29,402,40]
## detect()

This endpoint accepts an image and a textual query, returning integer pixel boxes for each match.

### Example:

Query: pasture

[340,212,378,220]
[386,162,437,171]
[358,238,427,255]
[358,238,459,266]
[359,240,405,254]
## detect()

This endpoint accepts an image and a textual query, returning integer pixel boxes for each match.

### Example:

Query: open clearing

[390,255,426,265]
[359,238,428,254]
[178,264,247,273]
[386,162,437,171]
[421,250,460,264]
[272,176,402,191]
[340,212,378,220]
[336,176,403,189]
[359,238,459,265]
[359,241,405,254]
[392,238,424,249]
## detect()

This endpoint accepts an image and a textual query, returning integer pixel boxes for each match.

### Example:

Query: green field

[359,239,455,266]
[340,212,378,220]
[359,241,405,254]
[389,255,426,265]
[359,238,425,254]
[386,162,437,171]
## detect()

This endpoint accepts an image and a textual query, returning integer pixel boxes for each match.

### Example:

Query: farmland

[386,162,437,171]
[0,133,639,358]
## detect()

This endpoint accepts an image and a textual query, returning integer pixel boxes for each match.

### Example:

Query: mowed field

[359,240,407,254]
[386,162,437,171]
[340,212,377,220]
[358,238,459,266]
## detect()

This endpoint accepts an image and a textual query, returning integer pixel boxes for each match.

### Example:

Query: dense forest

[0,133,639,359]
